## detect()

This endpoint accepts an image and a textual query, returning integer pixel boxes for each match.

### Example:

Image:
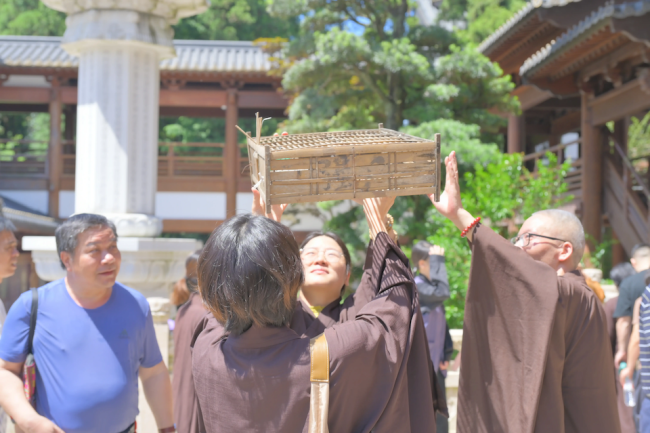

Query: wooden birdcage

[238,114,441,214]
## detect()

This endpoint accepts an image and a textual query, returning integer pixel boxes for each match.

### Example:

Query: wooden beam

[0,103,49,113]
[159,89,227,107]
[0,178,48,189]
[589,75,650,125]
[512,85,553,111]
[162,219,223,233]
[581,88,603,245]
[507,114,525,153]
[238,91,288,109]
[48,82,62,218]
[551,111,581,135]
[225,89,239,219]
[0,87,50,103]
[61,87,77,104]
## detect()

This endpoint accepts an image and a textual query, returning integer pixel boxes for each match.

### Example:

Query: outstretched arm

[251,188,288,222]
[428,151,476,241]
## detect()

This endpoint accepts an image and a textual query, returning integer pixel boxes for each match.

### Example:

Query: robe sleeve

[336,239,377,321]
[457,224,559,433]
[323,232,436,431]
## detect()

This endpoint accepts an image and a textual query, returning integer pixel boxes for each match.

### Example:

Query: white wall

[236,192,254,215]
[59,191,75,218]
[155,192,226,220]
[0,190,48,214]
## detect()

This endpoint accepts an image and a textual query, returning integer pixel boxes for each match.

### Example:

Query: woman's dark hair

[610,262,636,288]
[198,214,304,336]
[411,240,433,268]
[299,231,351,274]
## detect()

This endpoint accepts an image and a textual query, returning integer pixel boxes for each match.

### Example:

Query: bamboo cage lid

[259,128,433,152]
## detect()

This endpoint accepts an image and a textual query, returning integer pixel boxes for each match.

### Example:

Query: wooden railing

[2,140,250,180]
[0,139,49,178]
[522,138,583,199]
[603,132,650,250]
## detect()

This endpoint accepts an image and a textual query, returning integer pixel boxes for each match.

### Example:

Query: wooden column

[48,80,62,218]
[507,114,525,153]
[225,89,239,219]
[581,88,603,246]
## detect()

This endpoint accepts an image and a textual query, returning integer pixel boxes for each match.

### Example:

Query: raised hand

[361,196,395,239]
[428,151,463,221]
[251,188,288,223]
[429,245,445,256]
[427,151,476,239]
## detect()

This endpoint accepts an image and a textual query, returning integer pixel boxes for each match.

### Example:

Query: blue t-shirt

[0,280,162,433]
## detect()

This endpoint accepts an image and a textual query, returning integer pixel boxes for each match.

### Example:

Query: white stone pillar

[60,9,177,237]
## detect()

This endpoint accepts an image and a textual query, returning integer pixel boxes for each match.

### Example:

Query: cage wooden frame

[238,114,441,214]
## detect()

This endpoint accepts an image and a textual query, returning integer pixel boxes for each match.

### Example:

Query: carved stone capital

[105,213,163,237]
[61,9,175,58]
[41,0,209,25]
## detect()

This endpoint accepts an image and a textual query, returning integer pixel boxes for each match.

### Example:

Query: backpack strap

[27,288,38,355]
[308,333,330,433]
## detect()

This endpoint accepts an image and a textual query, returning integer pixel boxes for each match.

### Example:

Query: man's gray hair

[55,214,117,269]
[0,216,16,233]
[532,209,586,267]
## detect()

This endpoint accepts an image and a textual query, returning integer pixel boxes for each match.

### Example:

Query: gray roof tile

[519,0,650,77]
[0,36,274,73]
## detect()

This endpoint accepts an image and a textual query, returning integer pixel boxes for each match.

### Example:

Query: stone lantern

[22,1,209,431]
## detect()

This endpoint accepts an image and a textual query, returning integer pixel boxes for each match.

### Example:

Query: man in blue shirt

[0,214,175,433]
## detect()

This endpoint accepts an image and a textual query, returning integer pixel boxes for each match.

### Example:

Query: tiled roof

[520,0,650,77]
[0,36,274,73]
[478,0,583,55]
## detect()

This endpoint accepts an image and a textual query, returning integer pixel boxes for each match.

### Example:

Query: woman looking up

[191,195,441,432]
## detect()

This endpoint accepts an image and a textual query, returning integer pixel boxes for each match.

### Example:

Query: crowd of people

[0,151,644,432]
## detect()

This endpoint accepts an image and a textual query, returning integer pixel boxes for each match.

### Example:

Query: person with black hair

[191,195,443,432]
[412,240,453,433]
[614,243,650,369]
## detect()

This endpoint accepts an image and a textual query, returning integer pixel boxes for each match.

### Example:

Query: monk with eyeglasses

[431,151,619,433]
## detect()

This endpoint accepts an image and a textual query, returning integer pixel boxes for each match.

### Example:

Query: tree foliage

[0,0,66,36]
[173,0,299,40]
[438,0,526,44]
[269,0,463,130]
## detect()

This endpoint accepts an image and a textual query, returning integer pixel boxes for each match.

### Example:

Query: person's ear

[631,258,638,269]
[558,242,574,264]
[60,251,73,271]
[345,271,351,286]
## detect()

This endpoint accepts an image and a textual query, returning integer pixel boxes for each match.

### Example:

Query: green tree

[269,0,460,130]
[438,0,526,44]
[173,0,299,41]
[0,0,66,36]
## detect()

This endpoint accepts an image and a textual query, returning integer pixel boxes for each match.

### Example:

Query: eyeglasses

[300,248,344,263]
[510,233,567,247]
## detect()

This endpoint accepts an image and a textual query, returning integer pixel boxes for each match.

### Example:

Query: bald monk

[430,151,619,433]
[192,197,440,432]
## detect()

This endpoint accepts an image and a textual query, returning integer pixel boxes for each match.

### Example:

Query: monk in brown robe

[172,250,206,433]
[191,197,441,432]
[429,151,619,433]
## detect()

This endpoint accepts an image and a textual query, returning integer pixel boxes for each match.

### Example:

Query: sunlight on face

[64,227,121,291]
[300,236,350,307]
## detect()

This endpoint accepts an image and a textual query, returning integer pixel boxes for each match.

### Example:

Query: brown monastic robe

[191,233,440,432]
[457,224,619,433]
[172,291,208,433]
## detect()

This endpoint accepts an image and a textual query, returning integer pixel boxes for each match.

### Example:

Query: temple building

[480,0,650,260]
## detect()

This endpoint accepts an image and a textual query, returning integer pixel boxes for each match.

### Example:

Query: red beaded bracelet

[461,217,481,238]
